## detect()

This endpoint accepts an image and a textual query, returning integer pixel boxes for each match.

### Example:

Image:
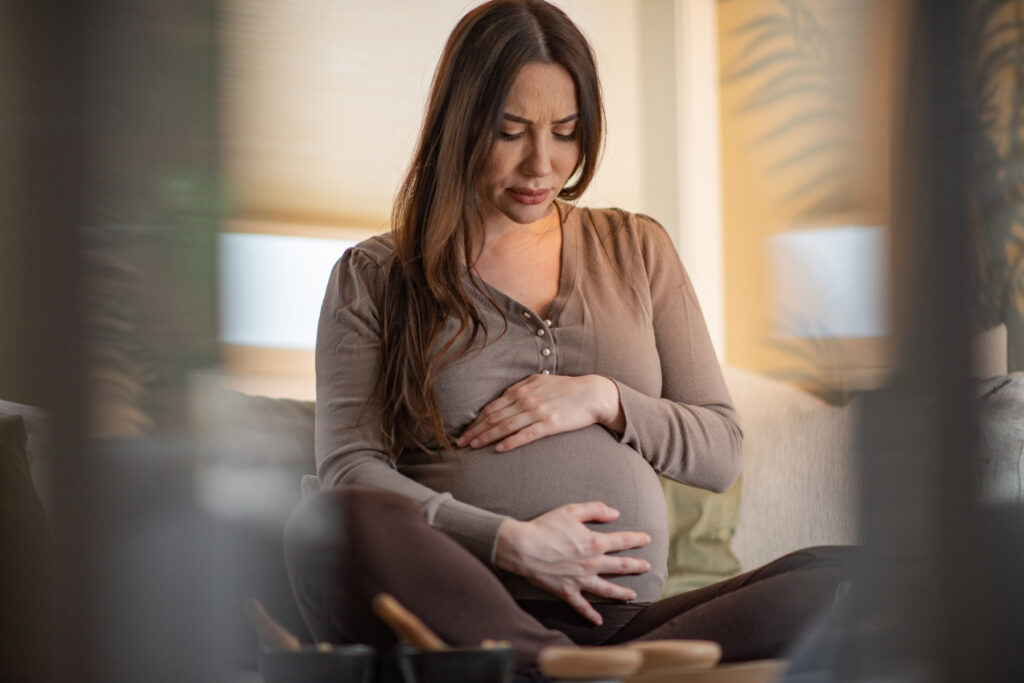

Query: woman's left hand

[456,374,625,452]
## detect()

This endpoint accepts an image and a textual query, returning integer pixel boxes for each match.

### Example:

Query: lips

[507,187,550,205]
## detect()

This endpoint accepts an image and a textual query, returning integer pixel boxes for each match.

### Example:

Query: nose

[521,133,553,177]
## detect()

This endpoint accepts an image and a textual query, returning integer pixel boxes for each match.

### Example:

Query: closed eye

[500,130,576,142]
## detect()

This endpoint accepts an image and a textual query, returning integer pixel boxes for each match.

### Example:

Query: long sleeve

[314,241,508,562]
[609,215,743,493]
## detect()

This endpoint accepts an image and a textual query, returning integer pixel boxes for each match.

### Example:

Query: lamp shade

[767,225,888,339]
[219,233,356,349]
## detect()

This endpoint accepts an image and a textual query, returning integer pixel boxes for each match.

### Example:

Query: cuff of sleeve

[427,494,509,565]
[610,378,651,453]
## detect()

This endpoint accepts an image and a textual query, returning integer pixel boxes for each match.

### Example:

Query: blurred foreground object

[783,1,1024,680]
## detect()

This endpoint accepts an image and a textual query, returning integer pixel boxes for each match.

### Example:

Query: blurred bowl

[258,644,376,683]
[398,646,514,683]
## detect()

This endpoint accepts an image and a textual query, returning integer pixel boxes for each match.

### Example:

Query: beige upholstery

[301,473,321,499]
[723,367,860,571]
[722,322,1013,571]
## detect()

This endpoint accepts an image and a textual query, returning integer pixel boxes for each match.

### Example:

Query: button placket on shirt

[525,310,556,375]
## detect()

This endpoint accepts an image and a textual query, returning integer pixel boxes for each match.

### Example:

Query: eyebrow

[502,113,580,125]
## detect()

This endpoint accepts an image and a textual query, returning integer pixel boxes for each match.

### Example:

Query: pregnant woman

[285,0,848,674]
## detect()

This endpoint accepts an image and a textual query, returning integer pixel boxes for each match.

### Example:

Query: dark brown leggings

[284,487,852,672]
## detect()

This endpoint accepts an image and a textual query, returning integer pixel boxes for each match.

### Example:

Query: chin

[497,198,556,225]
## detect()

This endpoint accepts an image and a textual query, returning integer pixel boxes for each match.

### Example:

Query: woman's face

[476,62,581,232]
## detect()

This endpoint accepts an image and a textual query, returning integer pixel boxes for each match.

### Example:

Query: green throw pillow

[659,474,742,597]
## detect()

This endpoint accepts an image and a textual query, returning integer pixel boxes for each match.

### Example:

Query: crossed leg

[285,487,852,670]
[606,546,853,661]
[283,487,573,671]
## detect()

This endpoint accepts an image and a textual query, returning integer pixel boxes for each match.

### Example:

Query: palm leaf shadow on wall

[762,315,857,404]
[721,0,853,216]
[968,0,1024,372]
[721,0,860,401]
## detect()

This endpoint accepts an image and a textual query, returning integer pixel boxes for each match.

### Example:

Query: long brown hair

[379,0,604,457]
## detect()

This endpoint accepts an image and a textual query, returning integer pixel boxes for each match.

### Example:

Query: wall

[217,0,693,398]
[718,0,904,397]
[221,0,653,230]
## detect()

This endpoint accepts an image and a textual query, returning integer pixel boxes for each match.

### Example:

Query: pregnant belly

[399,425,669,602]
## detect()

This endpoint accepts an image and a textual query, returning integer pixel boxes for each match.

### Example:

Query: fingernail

[470,439,479,448]
[495,444,505,452]
[629,592,637,601]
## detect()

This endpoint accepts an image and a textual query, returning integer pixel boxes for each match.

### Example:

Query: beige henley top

[315,203,742,602]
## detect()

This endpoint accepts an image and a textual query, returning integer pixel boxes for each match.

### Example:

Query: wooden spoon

[244,598,301,652]
[372,593,446,651]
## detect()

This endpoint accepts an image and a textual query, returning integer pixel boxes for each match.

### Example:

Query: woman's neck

[476,204,560,255]
[469,204,563,318]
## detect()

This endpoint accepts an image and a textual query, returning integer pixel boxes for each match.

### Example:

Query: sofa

[724,366,860,572]
[185,365,865,583]
[2,367,865,650]
[4,347,1021,671]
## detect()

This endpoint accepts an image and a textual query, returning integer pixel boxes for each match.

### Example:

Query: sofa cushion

[192,388,316,466]
[0,413,46,520]
[660,476,742,596]
[191,388,317,528]
[0,399,55,518]
[725,366,860,572]
[660,365,791,595]
[976,373,1024,503]
[0,414,54,679]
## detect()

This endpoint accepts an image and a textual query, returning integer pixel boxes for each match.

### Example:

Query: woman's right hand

[493,502,652,626]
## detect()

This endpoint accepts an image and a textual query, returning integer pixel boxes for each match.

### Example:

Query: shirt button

[541,348,551,357]
[542,369,551,375]
[544,319,553,327]
[536,329,545,337]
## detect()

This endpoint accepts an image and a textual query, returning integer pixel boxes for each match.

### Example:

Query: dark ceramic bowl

[259,644,376,683]
[398,646,514,683]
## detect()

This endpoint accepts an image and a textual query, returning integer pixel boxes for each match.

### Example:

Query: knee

[758,545,858,582]
[792,545,859,570]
